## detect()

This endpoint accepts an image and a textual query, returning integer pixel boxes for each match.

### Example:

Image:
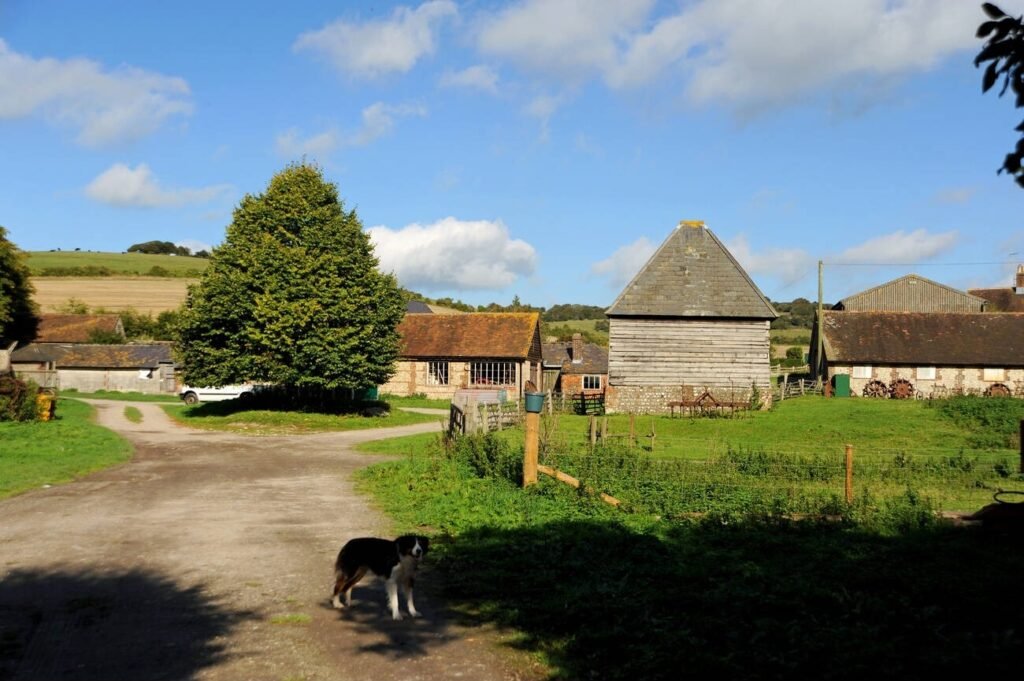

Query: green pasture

[25,250,209,276]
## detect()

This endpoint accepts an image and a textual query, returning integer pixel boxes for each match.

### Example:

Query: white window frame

[427,360,449,386]
[852,365,872,379]
[470,361,516,387]
[916,367,936,380]
[983,367,1005,382]
[583,375,602,390]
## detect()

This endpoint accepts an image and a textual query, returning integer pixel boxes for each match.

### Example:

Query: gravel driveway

[0,401,537,681]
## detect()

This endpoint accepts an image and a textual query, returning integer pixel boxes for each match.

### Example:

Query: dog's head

[396,535,430,560]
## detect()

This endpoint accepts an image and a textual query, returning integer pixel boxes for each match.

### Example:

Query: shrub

[0,376,40,422]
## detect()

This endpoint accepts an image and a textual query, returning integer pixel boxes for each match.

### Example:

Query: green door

[834,374,850,398]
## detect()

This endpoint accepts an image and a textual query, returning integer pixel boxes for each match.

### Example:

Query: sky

[1,0,1023,309]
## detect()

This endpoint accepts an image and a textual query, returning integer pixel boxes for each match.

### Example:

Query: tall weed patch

[929,395,1024,449]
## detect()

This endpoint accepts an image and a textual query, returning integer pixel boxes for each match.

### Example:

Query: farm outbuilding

[541,333,608,395]
[11,343,177,394]
[378,313,543,400]
[832,274,987,312]
[819,311,1024,398]
[604,221,778,413]
[968,265,1024,312]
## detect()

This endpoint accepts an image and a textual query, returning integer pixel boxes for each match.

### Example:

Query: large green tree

[977,3,1024,187]
[176,164,405,390]
[0,226,39,345]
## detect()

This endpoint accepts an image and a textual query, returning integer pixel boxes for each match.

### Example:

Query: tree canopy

[127,240,193,256]
[0,226,39,345]
[977,2,1024,187]
[176,164,405,390]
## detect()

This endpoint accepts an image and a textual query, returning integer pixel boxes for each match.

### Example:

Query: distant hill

[25,251,209,277]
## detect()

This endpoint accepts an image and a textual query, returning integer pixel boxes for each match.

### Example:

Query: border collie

[331,535,430,620]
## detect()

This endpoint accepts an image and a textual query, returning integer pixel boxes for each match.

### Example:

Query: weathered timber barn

[378,313,543,400]
[820,311,1024,397]
[832,274,987,312]
[604,222,778,413]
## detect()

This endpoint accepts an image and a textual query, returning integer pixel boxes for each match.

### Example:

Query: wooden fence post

[1019,419,1023,475]
[589,415,597,450]
[523,410,539,487]
[845,444,854,504]
[629,413,636,448]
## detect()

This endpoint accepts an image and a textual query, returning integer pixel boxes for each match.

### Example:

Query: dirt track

[0,402,537,681]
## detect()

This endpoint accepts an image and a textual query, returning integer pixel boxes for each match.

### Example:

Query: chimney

[571,333,583,364]
[1016,265,1024,294]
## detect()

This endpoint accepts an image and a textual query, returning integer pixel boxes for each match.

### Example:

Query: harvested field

[31,277,194,314]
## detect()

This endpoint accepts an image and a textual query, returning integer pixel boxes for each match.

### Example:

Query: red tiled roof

[968,288,1024,312]
[821,311,1024,366]
[398,313,541,359]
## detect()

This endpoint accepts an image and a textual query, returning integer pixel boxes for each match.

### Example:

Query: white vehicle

[178,384,255,405]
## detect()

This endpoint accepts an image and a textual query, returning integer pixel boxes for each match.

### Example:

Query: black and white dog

[331,535,429,620]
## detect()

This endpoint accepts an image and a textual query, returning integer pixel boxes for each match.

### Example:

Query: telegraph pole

[816,260,824,383]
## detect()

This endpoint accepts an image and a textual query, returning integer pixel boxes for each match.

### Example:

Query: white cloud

[590,237,658,289]
[276,103,425,158]
[934,187,975,205]
[294,1,457,79]
[473,1,980,114]
[726,234,815,286]
[477,0,653,81]
[367,217,537,290]
[0,39,192,146]
[85,163,230,208]
[439,65,499,94]
[834,228,958,264]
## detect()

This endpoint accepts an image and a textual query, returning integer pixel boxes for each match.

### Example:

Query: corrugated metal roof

[36,314,124,343]
[11,343,173,368]
[821,311,1024,366]
[835,274,986,312]
[605,223,777,319]
[398,313,541,359]
[541,342,608,374]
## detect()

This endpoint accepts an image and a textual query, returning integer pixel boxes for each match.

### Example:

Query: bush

[445,432,521,484]
[0,377,40,422]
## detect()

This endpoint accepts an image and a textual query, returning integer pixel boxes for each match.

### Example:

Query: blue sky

[2,0,1022,308]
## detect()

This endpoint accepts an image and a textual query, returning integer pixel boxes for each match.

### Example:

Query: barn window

[916,367,936,380]
[852,365,872,379]
[470,361,515,386]
[583,375,602,390]
[983,367,1005,382]
[427,361,449,386]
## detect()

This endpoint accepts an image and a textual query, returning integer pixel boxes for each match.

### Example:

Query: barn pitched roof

[968,287,1024,312]
[835,274,986,312]
[35,314,124,343]
[12,343,173,368]
[398,313,541,359]
[605,222,777,319]
[821,311,1024,366]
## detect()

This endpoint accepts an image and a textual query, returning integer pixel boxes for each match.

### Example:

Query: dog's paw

[408,609,421,618]
[391,612,404,621]
[331,596,344,609]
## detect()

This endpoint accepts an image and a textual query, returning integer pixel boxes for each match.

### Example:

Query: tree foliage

[176,163,405,390]
[542,303,607,322]
[977,2,1024,187]
[0,226,39,345]
[127,240,192,256]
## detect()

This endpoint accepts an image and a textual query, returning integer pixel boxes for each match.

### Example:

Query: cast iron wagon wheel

[889,378,915,400]
[984,383,1011,397]
[863,380,889,398]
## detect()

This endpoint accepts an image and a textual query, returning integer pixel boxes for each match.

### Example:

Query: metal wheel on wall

[863,380,888,398]
[889,378,915,400]
[984,383,1011,397]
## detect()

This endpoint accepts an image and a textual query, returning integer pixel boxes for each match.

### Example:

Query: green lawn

[379,394,451,409]
[25,250,209,276]
[60,389,182,403]
[0,399,132,499]
[163,403,441,434]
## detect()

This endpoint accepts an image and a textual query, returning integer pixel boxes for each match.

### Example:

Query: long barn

[605,222,778,413]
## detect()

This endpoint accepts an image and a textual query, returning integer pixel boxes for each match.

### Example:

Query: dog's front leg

[386,577,403,620]
[404,576,419,618]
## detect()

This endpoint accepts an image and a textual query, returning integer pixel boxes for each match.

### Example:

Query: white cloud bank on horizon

[276,102,426,158]
[368,217,537,290]
[0,39,192,146]
[294,1,457,79]
[85,163,231,208]
[474,0,980,113]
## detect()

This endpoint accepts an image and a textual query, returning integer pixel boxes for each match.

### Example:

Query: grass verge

[357,433,1024,680]
[0,399,132,499]
[164,402,441,434]
[123,406,143,423]
[60,389,182,403]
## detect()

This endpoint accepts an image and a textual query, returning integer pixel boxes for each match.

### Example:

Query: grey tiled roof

[605,224,777,319]
[12,343,174,368]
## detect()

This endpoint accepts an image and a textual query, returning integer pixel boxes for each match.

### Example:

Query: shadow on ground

[430,519,1024,681]
[0,568,251,681]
